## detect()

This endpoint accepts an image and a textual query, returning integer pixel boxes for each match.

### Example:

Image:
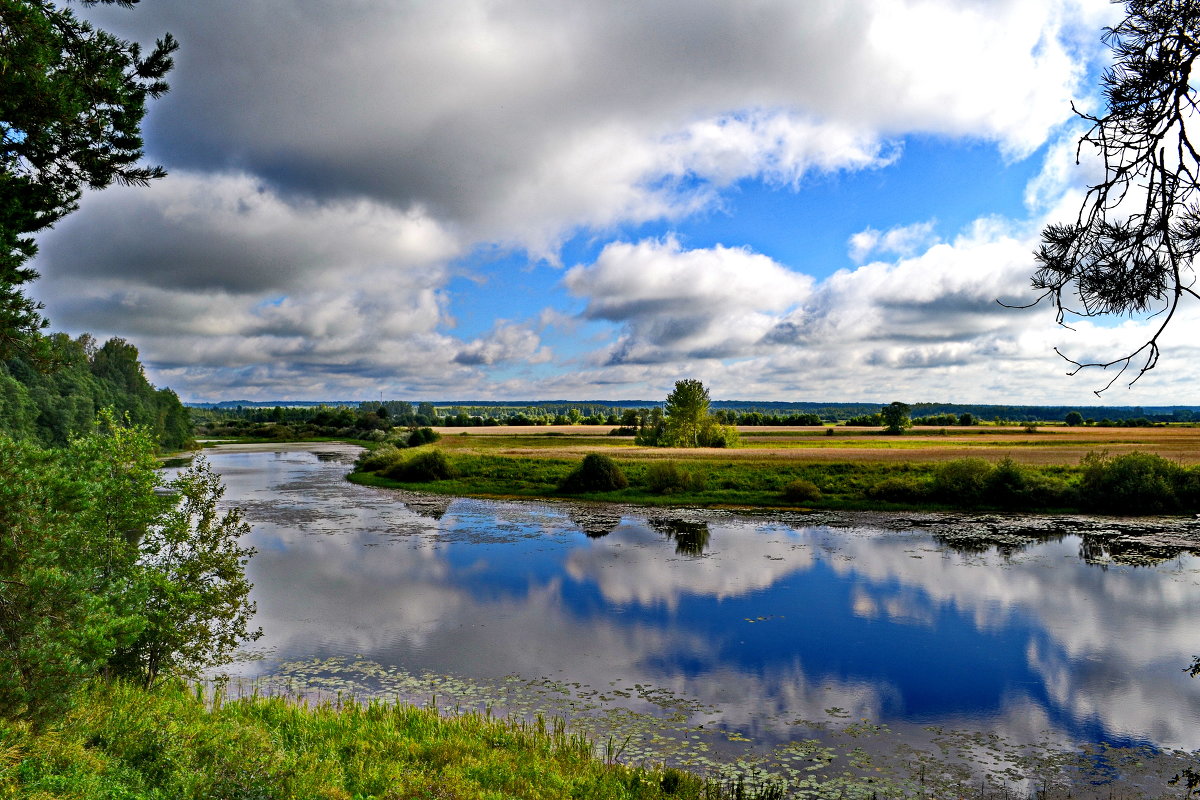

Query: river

[183,442,1200,795]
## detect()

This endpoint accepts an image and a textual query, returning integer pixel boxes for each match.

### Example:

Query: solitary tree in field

[1065,410,1085,427]
[1021,0,1200,392]
[881,401,911,435]
[664,379,711,447]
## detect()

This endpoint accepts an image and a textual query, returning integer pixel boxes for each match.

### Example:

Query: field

[431,423,1200,466]
[347,422,1200,515]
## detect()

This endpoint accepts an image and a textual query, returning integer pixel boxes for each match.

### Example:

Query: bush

[1079,451,1186,514]
[559,454,628,493]
[933,458,993,504]
[383,449,457,482]
[698,423,739,448]
[356,444,405,473]
[983,456,1028,507]
[645,461,705,494]
[867,475,930,502]
[782,478,822,503]
[406,427,441,447]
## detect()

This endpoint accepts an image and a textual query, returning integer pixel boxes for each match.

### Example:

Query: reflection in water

[196,444,1200,791]
[567,507,622,538]
[649,517,711,556]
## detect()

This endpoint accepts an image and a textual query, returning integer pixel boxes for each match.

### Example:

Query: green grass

[349,450,1088,512]
[2,680,736,800]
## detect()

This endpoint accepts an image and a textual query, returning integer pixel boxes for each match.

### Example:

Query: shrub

[559,454,628,493]
[406,427,441,447]
[782,478,822,503]
[933,458,993,504]
[356,444,405,473]
[867,475,931,502]
[645,461,705,494]
[1079,451,1185,514]
[383,449,457,482]
[698,423,739,448]
[984,456,1028,507]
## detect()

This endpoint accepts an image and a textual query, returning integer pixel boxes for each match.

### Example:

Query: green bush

[645,461,705,494]
[355,444,406,473]
[698,423,739,448]
[782,478,822,503]
[559,454,628,493]
[983,456,1028,507]
[933,458,993,504]
[867,475,930,502]
[1079,451,1187,514]
[406,427,441,447]
[384,449,457,482]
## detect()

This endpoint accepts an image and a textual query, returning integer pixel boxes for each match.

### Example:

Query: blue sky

[34,0,1200,404]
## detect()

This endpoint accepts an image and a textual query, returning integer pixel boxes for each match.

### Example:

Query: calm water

[190,443,1200,787]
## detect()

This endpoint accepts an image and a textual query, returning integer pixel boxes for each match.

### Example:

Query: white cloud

[848,220,939,263]
[564,236,813,364]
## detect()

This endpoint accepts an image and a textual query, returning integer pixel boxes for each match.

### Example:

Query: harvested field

[434,424,1200,465]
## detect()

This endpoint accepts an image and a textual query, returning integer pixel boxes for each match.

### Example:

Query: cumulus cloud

[26,0,1138,400]
[453,322,551,366]
[564,236,813,364]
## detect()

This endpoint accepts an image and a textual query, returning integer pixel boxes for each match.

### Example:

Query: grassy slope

[6,681,727,800]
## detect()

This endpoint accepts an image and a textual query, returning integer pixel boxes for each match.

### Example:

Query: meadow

[349,424,1200,514]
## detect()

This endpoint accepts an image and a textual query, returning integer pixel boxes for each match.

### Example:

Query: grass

[3,680,742,800]
[348,425,1200,514]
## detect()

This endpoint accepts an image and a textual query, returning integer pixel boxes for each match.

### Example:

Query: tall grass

[3,680,736,799]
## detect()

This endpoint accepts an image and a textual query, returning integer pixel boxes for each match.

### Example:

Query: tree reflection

[567,508,622,538]
[649,518,711,557]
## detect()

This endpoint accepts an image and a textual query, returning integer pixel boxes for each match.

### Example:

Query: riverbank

[347,428,1200,516]
[8,680,735,799]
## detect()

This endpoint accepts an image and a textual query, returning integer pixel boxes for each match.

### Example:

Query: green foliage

[644,461,705,494]
[2,681,722,800]
[0,333,192,450]
[1064,411,1084,427]
[698,421,739,448]
[881,401,911,434]
[0,417,257,723]
[664,379,710,447]
[384,449,458,482]
[355,443,405,473]
[782,478,822,503]
[406,426,441,447]
[1079,451,1191,514]
[108,458,260,687]
[559,453,629,493]
[933,458,993,504]
[867,475,931,503]
[0,0,176,356]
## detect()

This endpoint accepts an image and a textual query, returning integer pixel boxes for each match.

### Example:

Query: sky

[30,0,1200,405]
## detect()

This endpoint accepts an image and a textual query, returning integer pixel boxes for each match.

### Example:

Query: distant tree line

[0,333,191,450]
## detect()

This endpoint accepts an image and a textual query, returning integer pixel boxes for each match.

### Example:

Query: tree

[0,417,258,720]
[0,0,176,357]
[1065,410,1085,426]
[881,401,911,434]
[107,457,259,687]
[664,379,710,447]
[1025,1,1200,393]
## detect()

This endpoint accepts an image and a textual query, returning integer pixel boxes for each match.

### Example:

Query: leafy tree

[881,401,912,434]
[0,0,176,357]
[0,417,258,720]
[108,458,259,687]
[1025,1,1200,392]
[1065,410,1085,427]
[664,379,711,447]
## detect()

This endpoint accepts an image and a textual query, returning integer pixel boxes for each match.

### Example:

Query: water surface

[192,443,1200,790]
